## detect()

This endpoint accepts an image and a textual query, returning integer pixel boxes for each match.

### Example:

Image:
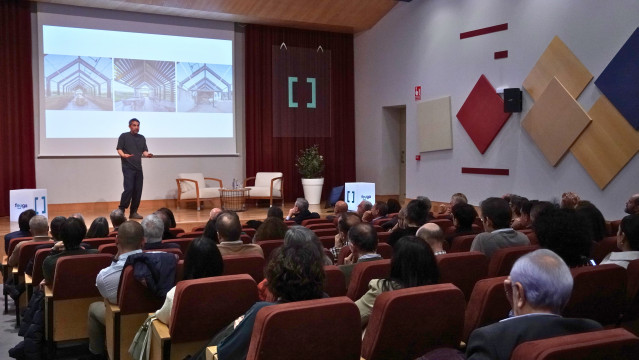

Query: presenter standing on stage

[117,118,153,219]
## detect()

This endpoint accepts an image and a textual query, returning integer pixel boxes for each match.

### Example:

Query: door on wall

[382,105,406,205]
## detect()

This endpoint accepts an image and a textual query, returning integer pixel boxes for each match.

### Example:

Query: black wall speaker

[504,88,522,113]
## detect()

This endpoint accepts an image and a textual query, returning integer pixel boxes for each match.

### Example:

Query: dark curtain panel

[245,24,355,203]
[0,0,36,217]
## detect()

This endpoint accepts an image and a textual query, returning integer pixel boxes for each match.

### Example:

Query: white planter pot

[301,178,324,205]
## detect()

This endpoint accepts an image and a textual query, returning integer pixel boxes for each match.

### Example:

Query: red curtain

[245,24,356,203]
[0,0,36,217]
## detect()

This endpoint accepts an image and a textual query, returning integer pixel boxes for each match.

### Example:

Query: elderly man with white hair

[141,214,180,251]
[286,197,320,225]
[466,249,602,360]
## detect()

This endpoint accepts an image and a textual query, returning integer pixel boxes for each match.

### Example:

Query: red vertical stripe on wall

[0,1,36,217]
[244,25,356,202]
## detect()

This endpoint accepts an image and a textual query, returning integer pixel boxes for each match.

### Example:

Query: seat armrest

[244,177,256,187]
[176,178,200,194]
[206,346,218,360]
[44,285,53,297]
[150,318,171,360]
[204,177,223,188]
[270,177,283,196]
[24,274,32,286]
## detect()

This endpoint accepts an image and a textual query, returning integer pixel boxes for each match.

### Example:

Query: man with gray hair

[109,209,127,232]
[141,214,180,251]
[466,249,602,360]
[286,197,320,225]
[8,215,52,266]
[356,200,373,218]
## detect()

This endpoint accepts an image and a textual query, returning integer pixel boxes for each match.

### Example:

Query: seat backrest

[346,259,391,300]
[169,227,185,236]
[258,240,284,261]
[52,254,114,300]
[240,234,252,244]
[17,241,53,275]
[170,274,258,343]
[437,252,489,301]
[246,297,361,360]
[336,246,352,265]
[177,230,202,238]
[242,228,257,237]
[82,237,115,249]
[376,243,393,259]
[430,218,453,232]
[117,265,165,315]
[318,235,335,249]
[98,243,118,256]
[254,172,283,190]
[32,248,53,286]
[526,231,539,245]
[312,228,338,237]
[302,218,332,227]
[590,236,619,264]
[144,247,183,260]
[222,255,265,282]
[305,223,336,230]
[177,173,205,192]
[164,238,193,254]
[361,284,466,360]
[487,245,538,277]
[510,328,639,360]
[449,234,477,253]
[624,259,639,321]
[377,232,390,243]
[565,264,627,326]
[8,237,32,256]
[323,265,347,297]
[463,276,510,342]
[607,219,622,236]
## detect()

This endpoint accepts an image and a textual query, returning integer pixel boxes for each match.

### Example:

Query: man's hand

[143,151,153,158]
[362,210,373,222]
[334,233,343,248]
[287,206,299,218]
[503,276,514,308]
[343,253,354,265]
[39,279,46,291]
[52,241,65,251]
[122,153,134,158]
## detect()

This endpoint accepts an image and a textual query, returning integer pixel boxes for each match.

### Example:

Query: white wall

[354,0,639,219]
[31,6,246,205]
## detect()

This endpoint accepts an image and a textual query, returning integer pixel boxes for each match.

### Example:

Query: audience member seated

[285,197,320,224]
[196,226,327,360]
[216,211,264,257]
[560,191,581,209]
[86,217,110,239]
[142,214,180,250]
[25,215,67,276]
[417,223,447,256]
[625,193,639,215]
[470,197,529,259]
[355,235,439,328]
[388,199,430,248]
[266,206,284,220]
[356,200,373,218]
[4,209,36,253]
[156,207,177,228]
[109,209,127,233]
[42,217,98,285]
[576,200,607,243]
[326,200,348,222]
[202,218,220,243]
[155,236,224,325]
[87,221,145,358]
[329,213,361,260]
[382,205,406,231]
[466,249,602,360]
[253,216,288,243]
[512,199,534,230]
[8,215,50,267]
[386,198,402,215]
[363,201,389,223]
[155,210,176,240]
[508,195,527,227]
[445,203,479,243]
[601,214,639,269]
[533,207,592,267]
[437,192,468,217]
[339,223,382,286]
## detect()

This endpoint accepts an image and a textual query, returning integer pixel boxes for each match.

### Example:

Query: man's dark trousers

[119,166,143,213]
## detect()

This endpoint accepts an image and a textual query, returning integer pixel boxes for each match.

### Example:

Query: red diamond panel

[456,75,512,154]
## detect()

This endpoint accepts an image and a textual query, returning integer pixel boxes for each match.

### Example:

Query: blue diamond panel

[595,27,639,130]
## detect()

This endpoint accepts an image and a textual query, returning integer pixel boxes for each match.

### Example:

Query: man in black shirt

[117,118,153,219]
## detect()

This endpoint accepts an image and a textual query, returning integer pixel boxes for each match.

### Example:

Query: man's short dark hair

[452,203,477,231]
[374,201,389,217]
[60,217,87,250]
[117,221,144,249]
[129,118,139,126]
[338,212,361,234]
[216,211,241,242]
[406,199,429,226]
[18,209,37,231]
[621,214,639,251]
[416,196,432,213]
[348,223,378,252]
[480,197,512,229]
[267,206,284,220]
[50,216,67,241]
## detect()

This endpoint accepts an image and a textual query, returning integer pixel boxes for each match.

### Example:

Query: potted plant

[296,144,325,204]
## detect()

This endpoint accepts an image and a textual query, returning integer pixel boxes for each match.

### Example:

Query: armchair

[176,173,223,211]
[243,172,283,207]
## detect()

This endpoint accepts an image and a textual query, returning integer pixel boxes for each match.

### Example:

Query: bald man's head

[334,201,348,214]
[209,208,223,220]
[416,223,444,247]
[625,194,639,215]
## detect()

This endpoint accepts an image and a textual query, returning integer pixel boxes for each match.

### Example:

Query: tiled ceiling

[33,0,399,33]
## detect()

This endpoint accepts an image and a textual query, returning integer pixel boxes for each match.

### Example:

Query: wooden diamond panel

[571,96,639,189]
[417,96,452,152]
[523,36,593,101]
[522,77,591,166]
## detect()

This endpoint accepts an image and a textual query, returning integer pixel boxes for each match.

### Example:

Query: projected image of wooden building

[177,62,233,113]
[43,55,113,111]
[113,58,176,112]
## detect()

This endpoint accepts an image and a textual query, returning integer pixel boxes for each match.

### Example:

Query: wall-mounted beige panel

[417,96,452,153]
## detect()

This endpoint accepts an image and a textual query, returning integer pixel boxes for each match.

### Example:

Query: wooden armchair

[244,172,283,207]
[176,173,223,211]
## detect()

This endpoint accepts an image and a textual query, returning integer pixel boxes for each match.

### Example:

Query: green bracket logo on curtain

[288,77,316,108]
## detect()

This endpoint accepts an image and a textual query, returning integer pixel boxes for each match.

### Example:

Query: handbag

[129,314,157,360]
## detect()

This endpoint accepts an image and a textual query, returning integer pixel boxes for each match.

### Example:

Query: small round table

[219,188,251,212]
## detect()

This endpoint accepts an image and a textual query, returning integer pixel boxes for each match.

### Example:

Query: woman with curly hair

[356,235,439,328]
[209,226,326,360]
[253,216,288,243]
